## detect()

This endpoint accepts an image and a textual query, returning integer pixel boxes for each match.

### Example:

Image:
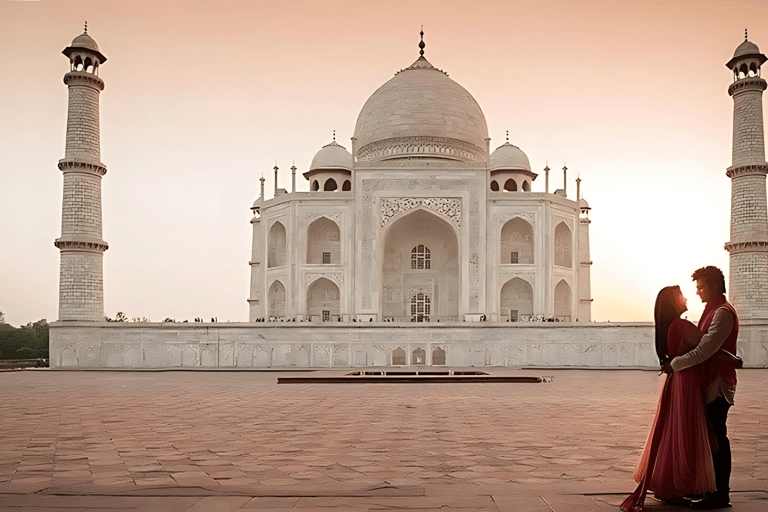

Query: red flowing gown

[621,318,716,511]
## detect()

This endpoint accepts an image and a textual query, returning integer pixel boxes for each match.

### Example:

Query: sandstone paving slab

[185,496,252,512]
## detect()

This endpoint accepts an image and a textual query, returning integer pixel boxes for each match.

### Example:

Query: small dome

[580,198,590,209]
[310,141,353,171]
[63,31,107,63]
[71,32,100,52]
[733,39,761,60]
[726,38,766,69]
[489,142,531,171]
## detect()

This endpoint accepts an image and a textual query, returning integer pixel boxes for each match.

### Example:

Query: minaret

[55,26,109,321]
[248,176,266,321]
[725,33,768,321]
[577,183,593,321]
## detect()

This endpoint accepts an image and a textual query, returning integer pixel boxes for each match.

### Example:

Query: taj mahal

[248,33,592,326]
[49,28,768,369]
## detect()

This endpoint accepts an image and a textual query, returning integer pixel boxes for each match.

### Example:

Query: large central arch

[382,209,459,322]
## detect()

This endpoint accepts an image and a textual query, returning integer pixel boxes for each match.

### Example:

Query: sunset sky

[1,0,765,326]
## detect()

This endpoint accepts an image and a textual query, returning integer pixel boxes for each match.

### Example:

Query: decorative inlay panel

[380,197,461,227]
[357,136,485,162]
[302,211,342,226]
[305,271,344,285]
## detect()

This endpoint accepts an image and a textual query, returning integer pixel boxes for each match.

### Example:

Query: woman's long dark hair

[654,285,682,365]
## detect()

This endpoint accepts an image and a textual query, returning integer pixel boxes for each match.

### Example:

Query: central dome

[353,56,488,163]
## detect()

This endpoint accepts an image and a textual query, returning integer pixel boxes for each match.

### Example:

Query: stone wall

[49,322,768,370]
[49,322,639,369]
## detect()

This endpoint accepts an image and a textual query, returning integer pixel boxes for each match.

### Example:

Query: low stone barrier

[48,322,768,369]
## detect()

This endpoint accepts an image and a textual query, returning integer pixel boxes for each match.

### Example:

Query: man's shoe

[689,493,732,509]
[659,496,690,507]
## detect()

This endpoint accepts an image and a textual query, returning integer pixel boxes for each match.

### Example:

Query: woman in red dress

[621,286,716,511]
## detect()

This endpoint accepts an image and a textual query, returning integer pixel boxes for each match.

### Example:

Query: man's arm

[670,308,734,372]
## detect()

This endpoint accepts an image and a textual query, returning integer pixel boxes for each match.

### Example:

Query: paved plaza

[0,369,766,511]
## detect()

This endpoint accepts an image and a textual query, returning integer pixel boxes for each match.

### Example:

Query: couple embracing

[622,266,741,511]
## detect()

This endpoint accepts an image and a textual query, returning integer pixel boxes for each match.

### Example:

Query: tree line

[0,311,49,360]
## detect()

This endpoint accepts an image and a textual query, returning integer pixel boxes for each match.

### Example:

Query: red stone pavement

[0,369,765,511]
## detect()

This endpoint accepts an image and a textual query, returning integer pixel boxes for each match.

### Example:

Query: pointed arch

[382,209,459,322]
[504,178,517,192]
[324,178,338,191]
[268,280,286,319]
[500,277,533,322]
[490,180,499,192]
[432,347,446,365]
[268,222,286,268]
[307,217,340,264]
[522,180,530,192]
[554,280,571,320]
[342,180,351,191]
[554,222,572,268]
[392,347,406,365]
[312,180,320,191]
[412,347,426,365]
[501,217,534,264]
[306,277,340,321]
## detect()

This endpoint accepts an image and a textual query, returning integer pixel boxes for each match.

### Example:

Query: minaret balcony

[724,240,768,254]
[728,76,767,96]
[54,236,109,253]
[58,157,107,176]
[63,71,104,90]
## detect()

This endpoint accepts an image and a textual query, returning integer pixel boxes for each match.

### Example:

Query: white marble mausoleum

[247,38,593,325]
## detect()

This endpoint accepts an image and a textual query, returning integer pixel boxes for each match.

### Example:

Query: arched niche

[392,347,406,365]
[324,178,338,191]
[412,347,426,365]
[306,277,340,321]
[382,209,459,322]
[490,180,499,192]
[268,222,286,268]
[342,180,351,191]
[500,277,533,322]
[501,217,534,264]
[311,180,320,192]
[307,217,340,264]
[432,347,446,365]
[554,222,572,268]
[554,280,571,321]
[522,181,530,192]
[504,179,517,192]
[268,280,286,319]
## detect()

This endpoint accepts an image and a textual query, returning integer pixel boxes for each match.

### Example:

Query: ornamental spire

[419,26,425,57]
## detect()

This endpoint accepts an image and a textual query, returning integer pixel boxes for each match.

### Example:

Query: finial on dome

[419,26,425,57]
[333,129,336,142]
[84,21,88,34]
[745,28,748,41]
[506,130,509,143]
